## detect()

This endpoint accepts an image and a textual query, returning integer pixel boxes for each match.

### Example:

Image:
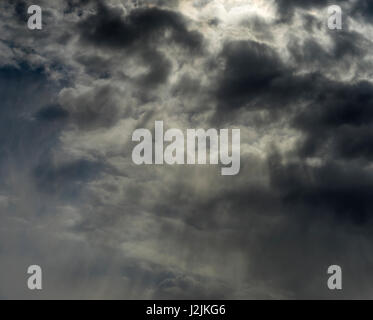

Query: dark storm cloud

[35,104,69,122]
[294,80,373,161]
[64,0,92,14]
[351,0,373,22]
[76,3,204,90]
[12,0,28,23]
[216,40,288,112]
[213,40,326,122]
[214,27,372,124]
[78,4,203,52]
[268,152,373,224]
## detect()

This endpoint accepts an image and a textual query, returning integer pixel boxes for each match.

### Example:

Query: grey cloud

[59,84,123,130]
[1,0,373,300]
[77,4,204,53]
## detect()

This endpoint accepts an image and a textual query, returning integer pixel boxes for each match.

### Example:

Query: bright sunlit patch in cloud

[222,0,276,18]
[180,0,276,23]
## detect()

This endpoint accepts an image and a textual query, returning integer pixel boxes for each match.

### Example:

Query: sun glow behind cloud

[180,0,276,22]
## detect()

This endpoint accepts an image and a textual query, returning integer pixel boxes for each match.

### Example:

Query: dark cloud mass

[217,40,288,111]
[1,0,373,300]
[78,5,203,51]
[293,81,373,159]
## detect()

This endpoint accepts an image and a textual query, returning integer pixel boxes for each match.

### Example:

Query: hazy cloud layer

[1,0,373,299]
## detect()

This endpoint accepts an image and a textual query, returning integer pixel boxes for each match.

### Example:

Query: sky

[1,0,373,299]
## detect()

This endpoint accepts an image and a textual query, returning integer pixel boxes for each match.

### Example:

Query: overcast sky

[1,0,373,299]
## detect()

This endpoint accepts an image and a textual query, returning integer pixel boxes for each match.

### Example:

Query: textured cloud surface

[1,0,373,299]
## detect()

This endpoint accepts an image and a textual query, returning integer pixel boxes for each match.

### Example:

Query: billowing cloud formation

[1,0,373,299]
